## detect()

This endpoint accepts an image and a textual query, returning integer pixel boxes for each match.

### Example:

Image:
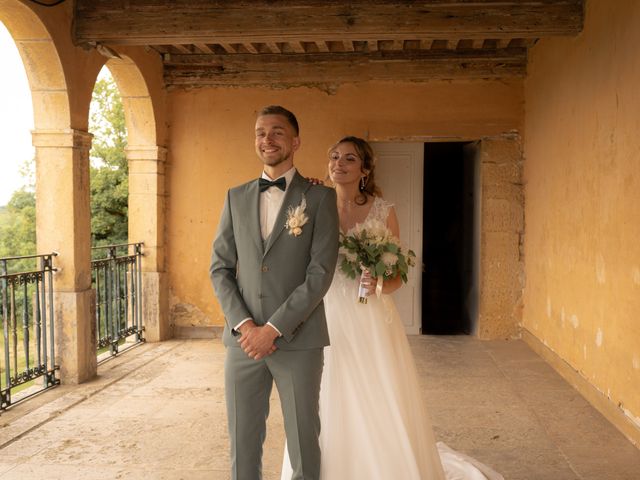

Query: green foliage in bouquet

[339,219,416,283]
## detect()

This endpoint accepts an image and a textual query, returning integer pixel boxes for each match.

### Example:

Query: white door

[370,142,424,335]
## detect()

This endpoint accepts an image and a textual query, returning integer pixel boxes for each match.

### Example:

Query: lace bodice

[336,196,394,289]
[343,196,392,235]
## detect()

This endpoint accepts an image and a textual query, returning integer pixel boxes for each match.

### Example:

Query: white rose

[292,227,303,236]
[345,251,358,262]
[381,252,399,267]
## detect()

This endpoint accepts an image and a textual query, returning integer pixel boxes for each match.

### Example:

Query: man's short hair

[258,105,299,136]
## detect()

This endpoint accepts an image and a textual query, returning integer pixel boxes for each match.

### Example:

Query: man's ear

[293,136,301,151]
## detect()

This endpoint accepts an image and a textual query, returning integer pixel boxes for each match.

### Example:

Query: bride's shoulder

[368,196,395,221]
[370,195,393,209]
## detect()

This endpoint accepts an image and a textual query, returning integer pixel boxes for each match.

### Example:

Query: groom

[210,105,339,480]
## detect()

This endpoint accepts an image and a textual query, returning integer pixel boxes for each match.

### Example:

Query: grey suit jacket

[210,171,339,350]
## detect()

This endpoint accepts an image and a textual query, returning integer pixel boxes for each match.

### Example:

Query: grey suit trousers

[225,346,324,480]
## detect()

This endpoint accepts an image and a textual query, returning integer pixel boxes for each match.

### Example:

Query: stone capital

[125,145,167,162]
[31,129,93,149]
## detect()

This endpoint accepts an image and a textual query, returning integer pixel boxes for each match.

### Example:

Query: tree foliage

[0,189,36,260]
[89,71,128,246]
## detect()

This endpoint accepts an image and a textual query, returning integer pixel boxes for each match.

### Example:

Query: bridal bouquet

[339,218,416,303]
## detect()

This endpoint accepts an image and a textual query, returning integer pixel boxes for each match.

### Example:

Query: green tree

[0,188,36,261]
[89,70,128,247]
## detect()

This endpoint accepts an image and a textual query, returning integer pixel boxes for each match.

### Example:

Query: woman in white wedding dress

[282,137,502,480]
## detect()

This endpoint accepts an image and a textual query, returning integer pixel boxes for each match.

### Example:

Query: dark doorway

[422,142,478,334]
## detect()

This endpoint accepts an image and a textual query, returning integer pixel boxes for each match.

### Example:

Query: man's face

[254,114,300,169]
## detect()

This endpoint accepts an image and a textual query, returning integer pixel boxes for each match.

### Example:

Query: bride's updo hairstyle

[329,136,382,205]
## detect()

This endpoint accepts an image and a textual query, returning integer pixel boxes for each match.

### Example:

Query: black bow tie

[259,177,286,192]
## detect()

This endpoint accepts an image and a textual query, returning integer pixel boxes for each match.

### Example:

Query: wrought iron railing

[91,243,144,359]
[0,253,59,410]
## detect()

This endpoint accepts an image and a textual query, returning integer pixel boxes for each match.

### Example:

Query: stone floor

[0,337,639,479]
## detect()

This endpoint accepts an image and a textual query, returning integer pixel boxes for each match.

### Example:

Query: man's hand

[238,322,279,360]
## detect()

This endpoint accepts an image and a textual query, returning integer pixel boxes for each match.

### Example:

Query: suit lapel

[247,180,264,254]
[263,172,311,257]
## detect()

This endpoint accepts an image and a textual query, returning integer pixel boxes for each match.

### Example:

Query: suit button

[261,265,269,272]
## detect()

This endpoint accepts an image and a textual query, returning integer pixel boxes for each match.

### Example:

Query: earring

[360,176,367,190]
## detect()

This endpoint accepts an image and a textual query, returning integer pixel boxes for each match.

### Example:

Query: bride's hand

[360,269,378,296]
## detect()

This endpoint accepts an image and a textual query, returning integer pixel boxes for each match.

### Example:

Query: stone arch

[105,55,157,148]
[0,0,70,131]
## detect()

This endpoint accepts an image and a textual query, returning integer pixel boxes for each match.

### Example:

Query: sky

[0,21,35,207]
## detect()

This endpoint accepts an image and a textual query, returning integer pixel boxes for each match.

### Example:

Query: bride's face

[328,142,366,185]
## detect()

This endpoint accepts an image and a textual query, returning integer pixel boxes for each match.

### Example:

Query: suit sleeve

[268,187,340,342]
[210,190,252,331]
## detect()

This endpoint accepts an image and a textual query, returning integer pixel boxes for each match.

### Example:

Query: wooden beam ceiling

[164,48,528,87]
[74,0,583,87]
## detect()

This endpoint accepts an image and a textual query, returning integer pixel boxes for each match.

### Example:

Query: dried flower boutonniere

[285,196,309,237]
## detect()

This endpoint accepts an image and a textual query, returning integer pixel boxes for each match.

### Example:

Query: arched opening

[89,66,129,248]
[88,65,141,359]
[0,20,35,254]
[0,0,72,405]
[104,54,168,343]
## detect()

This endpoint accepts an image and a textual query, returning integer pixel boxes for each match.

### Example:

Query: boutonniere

[285,196,309,237]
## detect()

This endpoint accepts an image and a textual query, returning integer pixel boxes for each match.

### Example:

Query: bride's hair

[329,136,382,205]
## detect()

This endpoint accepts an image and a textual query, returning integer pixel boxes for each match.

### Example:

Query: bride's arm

[379,206,404,294]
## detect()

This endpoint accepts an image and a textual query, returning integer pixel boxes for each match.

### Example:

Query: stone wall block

[142,272,171,342]
[54,289,96,384]
[16,41,66,90]
[482,161,522,186]
[482,198,524,233]
[478,135,524,338]
[481,136,523,164]
[482,182,524,202]
[30,91,71,130]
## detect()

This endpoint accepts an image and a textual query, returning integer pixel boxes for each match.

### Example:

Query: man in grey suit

[210,105,339,480]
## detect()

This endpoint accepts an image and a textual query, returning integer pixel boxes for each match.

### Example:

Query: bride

[282,136,503,480]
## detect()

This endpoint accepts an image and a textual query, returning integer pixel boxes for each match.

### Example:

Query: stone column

[477,135,525,339]
[126,145,171,342]
[33,129,97,384]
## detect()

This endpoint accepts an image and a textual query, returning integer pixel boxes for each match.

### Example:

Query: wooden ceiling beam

[219,43,237,54]
[173,44,191,54]
[267,42,281,54]
[315,41,329,53]
[194,43,213,54]
[290,41,306,53]
[243,43,259,54]
[163,48,527,87]
[74,1,584,46]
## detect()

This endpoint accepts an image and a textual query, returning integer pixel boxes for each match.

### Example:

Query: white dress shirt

[260,167,297,240]
[235,167,297,337]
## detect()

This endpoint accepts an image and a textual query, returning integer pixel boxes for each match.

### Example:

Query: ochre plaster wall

[523,0,640,440]
[166,81,523,329]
